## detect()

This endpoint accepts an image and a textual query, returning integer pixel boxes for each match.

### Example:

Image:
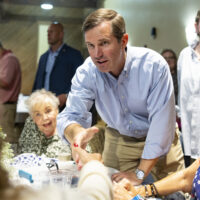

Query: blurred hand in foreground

[72,146,102,170]
[113,178,144,200]
[112,171,143,186]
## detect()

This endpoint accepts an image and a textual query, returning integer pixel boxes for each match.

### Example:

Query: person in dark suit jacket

[33,22,84,111]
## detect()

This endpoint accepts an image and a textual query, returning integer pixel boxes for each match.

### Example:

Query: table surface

[9,153,162,199]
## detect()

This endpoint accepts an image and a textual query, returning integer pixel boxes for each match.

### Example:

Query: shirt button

[124,108,127,112]
[121,96,124,99]
[129,120,132,124]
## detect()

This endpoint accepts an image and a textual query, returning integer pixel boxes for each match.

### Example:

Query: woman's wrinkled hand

[112,171,143,186]
[113,178,144,200]
[113,179,135,200]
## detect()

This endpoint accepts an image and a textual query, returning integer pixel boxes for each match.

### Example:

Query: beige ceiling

[0,0,104,23]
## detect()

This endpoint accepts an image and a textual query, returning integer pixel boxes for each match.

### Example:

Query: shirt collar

[190,41,200,60]
[49,43,64,54]
[122,46,132,75]
[105,47,130,80]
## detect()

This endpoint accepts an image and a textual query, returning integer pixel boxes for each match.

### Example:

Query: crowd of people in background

[0,7,200,200]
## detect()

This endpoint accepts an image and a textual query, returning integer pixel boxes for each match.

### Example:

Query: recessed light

[41,3,53,10]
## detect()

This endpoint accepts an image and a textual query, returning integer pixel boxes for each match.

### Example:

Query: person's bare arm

[137,158,159,180]
[113,160,199,199]
[64,123,86,147]
[123,159,200,198]
[153,159,199,195]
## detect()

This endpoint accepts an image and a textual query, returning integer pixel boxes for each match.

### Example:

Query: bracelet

[73,143,79,147]
[144,185,148,198]
[150,183,155,196]
[152,183,159,196]
[149,183,159,197]
[143,184,159,199]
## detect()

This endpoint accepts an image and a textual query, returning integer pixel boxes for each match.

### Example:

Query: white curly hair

[26,89,59,115]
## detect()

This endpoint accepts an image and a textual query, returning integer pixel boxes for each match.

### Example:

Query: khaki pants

[88,124,105,154]
[0,103,19,144]
[102,127,185,181]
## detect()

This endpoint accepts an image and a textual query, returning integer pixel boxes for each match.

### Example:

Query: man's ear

[195,23,198,33]
[194,22,200,35]
[60,31,64,40]
[121,33,128,49]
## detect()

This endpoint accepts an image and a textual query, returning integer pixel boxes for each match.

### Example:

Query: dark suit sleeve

[71,51,84,76]
[62,49,84,94]
[32,61,41,92]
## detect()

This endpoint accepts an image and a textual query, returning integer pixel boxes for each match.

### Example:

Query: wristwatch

[135,168,145,180]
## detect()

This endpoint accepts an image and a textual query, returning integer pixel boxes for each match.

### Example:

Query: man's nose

[94,46,103,58]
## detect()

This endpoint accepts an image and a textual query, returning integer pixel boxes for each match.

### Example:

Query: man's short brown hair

[82,8,126,42]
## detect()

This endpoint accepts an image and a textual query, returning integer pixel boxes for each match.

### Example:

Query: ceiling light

[41,3,53,10]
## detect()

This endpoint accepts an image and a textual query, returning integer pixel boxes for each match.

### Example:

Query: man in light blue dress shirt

[57,9,184,185]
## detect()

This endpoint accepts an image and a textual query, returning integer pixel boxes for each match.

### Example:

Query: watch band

[135,168,145,180]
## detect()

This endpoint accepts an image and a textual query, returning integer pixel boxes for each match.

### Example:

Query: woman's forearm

[135,159,199,197]
[155,159,199,195]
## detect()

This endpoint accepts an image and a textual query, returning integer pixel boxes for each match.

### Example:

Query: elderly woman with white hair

[18,89,71,158]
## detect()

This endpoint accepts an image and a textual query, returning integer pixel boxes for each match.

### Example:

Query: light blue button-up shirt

[57,46,176,159]
[44,44,64,90]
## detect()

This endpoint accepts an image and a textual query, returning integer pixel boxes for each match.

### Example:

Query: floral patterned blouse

[191,163,200,200]
[18,116,71,158]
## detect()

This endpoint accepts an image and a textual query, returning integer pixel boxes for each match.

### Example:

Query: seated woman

[18,89,71,158]
[113,158,200,200]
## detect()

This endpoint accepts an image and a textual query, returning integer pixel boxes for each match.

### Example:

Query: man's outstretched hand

[73,126,99,149]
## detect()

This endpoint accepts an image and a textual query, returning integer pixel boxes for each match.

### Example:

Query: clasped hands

[71,126,143,200]
[71,126,102,170]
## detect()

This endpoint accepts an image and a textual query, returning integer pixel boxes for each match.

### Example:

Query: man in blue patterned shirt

[57,8,184,185]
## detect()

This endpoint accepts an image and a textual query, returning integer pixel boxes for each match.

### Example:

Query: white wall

[37,23,49,63]
[104,0,199,55]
